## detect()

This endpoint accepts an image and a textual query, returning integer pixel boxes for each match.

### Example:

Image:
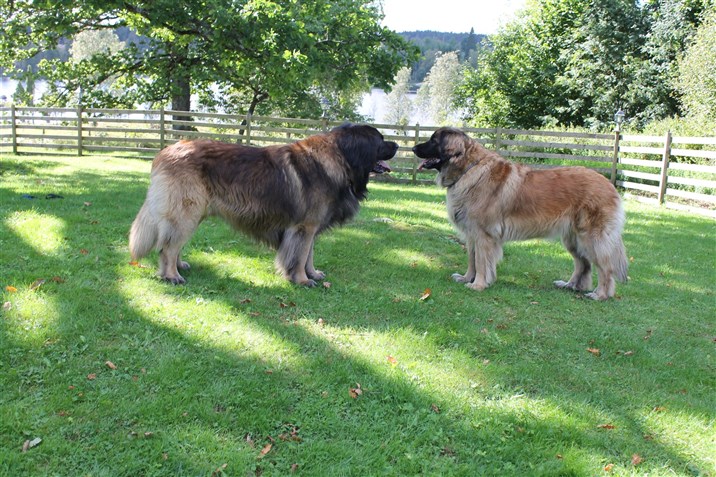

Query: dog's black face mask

[413,129,465,171]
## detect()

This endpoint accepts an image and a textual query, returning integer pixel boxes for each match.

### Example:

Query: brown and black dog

[130,124,397,286]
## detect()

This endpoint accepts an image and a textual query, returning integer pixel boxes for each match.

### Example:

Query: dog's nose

[411,146,417,152]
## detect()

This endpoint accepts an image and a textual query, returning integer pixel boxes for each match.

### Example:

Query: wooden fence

[1,106,715,217]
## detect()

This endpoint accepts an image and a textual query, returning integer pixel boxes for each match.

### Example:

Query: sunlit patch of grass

[4,211,67,257]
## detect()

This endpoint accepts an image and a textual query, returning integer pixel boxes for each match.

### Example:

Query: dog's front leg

[465,230,501,291]
[276,225,320,286]
[452,236,477,284]
[304,238,326,281]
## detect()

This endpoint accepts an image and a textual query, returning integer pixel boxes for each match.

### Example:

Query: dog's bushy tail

[609,203,629,283]
[129,202,159,260]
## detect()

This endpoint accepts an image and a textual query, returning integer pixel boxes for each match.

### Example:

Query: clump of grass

[1,155,714,476]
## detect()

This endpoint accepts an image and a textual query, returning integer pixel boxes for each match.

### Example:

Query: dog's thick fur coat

[129,124,397,285]
[413,127,627,300]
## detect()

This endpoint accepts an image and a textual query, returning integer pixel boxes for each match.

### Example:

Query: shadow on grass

[1,158,714,475]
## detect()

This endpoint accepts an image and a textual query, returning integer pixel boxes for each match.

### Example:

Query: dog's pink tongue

[378,160,391,172]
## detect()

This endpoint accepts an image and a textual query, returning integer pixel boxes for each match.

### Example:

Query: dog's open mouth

[417,158,442,170]
[372,160,392,174]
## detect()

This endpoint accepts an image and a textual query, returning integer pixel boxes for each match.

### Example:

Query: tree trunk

[237,91,268,139]
[171,73,194,131]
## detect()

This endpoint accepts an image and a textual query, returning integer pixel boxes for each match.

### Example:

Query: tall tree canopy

[0,0,418,117]
[456,0,713,130]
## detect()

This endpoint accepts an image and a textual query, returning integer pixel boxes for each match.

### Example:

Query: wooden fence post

[495,127,502,151]
[610,128,621,185]
[658,130,672,204]
[10,104,17,154]
[413,123,421,184]
[76,105,83,156]
[159,107,165,150]
[245,113,252,145]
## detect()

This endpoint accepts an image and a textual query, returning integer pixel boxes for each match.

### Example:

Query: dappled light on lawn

[5,211,67,257]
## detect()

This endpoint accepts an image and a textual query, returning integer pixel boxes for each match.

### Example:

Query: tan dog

[129,124,397,286]
[413,127,627,300]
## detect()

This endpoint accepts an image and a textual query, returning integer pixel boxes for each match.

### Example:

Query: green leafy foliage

[0,0,418,116]
[458,0,714,131]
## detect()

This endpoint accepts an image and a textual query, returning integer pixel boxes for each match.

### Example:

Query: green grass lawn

[1,154,714,476]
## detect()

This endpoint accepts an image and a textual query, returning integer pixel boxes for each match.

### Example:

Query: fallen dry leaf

[29,279,46,291]
[211,463,228,476]
[419,288,432,301]
[129,261,148,268]
[21,437,41,452]
[431,403,441,414]
[5,285,17,293]
[258,443,272,459]
[290,463,299,473]
[587,347,601,356]
[87,373,97,380]
[240,298,252,304]
[556,454,563,460]
[323,281,332,288]
[83,201,92,207]
[105,361,117,370]
[317,318,325,327]
[51,276,65,283]
[597,424,616,430]
[604,463,614,472]
[3,301,11,311]
[631,454,643,466]
[349,383,363,399]
[80,249,89,255]
[652,406,666,412]
[386,355,398,366]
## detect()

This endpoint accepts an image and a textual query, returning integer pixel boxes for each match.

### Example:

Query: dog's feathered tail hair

[129,202,159,260]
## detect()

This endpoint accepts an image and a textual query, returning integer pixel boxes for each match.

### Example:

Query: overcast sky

[381,0,526,34]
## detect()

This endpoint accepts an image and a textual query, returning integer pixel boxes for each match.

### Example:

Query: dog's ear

[439,129,467,161]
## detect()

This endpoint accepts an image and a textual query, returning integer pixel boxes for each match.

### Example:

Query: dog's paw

[554,280,574,289]
[466,281,487,291]
[163,275,186,285]
[308,270,326,280]
[452,273,472,283]
[301,279,318,288]
[585,291,608,301]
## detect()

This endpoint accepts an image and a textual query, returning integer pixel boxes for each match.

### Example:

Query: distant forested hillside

[399,29,486,85]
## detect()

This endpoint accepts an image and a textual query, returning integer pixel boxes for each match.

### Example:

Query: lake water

[0,79,429,125]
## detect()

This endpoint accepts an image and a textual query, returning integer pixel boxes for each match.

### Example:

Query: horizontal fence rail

[1,106,714,217]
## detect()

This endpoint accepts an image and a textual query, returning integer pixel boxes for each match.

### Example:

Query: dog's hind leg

[157,222,196,285]
[554,231,593,292]
[586,265,615,300]
[276,224,320,286]
[452,236,477,284]
[585,234,625,300]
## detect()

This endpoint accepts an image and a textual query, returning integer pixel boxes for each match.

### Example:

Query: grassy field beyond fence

[0,154,714,476]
